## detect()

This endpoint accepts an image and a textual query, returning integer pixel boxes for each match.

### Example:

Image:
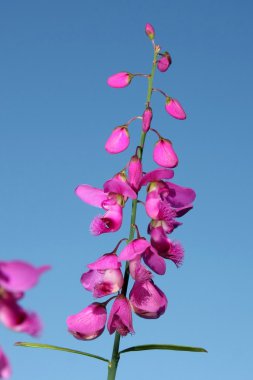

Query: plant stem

[107,46,159,380]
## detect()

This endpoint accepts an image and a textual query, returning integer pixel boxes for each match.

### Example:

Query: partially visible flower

[107,72,133,88]
[81,254,123,298]
[67,303,107,340]
[142,107,153,132]
[118,238,150,261]
[107,296,134,336]
[165,97,186,120]
[157,52,172,72]
[105,126,130,154]
[0,347,11,379]
[90,203,123,236]
[145,23,155,40]
[153,138,178,168]
[128,155,142,192]
[0,299,42,336]
[129,256,152,282]
[143,245,166,275]
[130,280,167,319]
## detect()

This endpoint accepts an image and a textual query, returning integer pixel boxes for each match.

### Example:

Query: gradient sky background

[1,0,253,379]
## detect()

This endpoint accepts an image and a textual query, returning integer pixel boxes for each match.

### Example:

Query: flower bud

[107,72,133,88]
[153,138,178,168]
[67,303,107,340]
[142,107,153,132]
[128,155,142,191]
[107,296,134,336]
[129,280,167,319]
[105,126,130,154]
[157,52,172,72]
[165,97,186,120]
[145,23,155,40]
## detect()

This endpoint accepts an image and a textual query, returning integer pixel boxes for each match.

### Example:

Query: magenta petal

[128,155,142,191]
[140,169,174,186]
[142,107,153,132]
[118,239,150,261]
[107,72,132,88]
[0,347,11,379]
[75,185,108,208]
[90,205,123,235]
[107,296,134,336]
[105,126,130,154]
[0,261,50,293]
[67,303,107,340]
[153,139,178,168]
[165,182,196,208]
[81,268,123,298]
[129,256,152,282]
[87,254,120,270]
[103,178,137,199]
[129,280,167,319]
[143,246,166,275]
[165,97,186,120]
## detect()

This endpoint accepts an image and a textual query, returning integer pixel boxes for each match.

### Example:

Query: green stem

[107,46,159,380]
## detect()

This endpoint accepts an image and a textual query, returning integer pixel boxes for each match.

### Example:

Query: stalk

[107,46,159,380]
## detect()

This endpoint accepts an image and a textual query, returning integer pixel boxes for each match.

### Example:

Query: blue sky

[1,0,253,379]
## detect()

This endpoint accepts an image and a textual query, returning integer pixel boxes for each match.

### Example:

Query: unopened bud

[165,97,186,120]
[142,107,153,132]
[157,52,172,72]
[107,72,133,88]
[145,23,155,40]
[153,138,178,168]
[105,126,130,154]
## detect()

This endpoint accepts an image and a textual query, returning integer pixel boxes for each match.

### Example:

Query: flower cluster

[67,23,195,342]
[0,261,50,378]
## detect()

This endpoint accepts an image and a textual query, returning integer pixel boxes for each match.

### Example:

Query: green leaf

[15,342,109,363]
[119,343,207,354]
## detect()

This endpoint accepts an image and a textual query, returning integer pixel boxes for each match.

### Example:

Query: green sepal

[15,342,109,363]
[119,343,207,355]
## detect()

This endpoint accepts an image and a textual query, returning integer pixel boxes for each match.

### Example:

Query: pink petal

[129,256,152,282]
[128,155,142,191]
[81,268,123,298]
[140,169,174,186]
[165,97,186,120]
[75,185,108,208]
[105,126,130,154]
[143,246,166,275]
[118,239,150,261]
[87,254,120,270]
[103,178,137,199]
[0,261,50,293]
[107,296,134,336]
[67,303,107,340]
[89,205,123,235]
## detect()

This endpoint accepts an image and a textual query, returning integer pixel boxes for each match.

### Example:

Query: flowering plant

[17,23,206,380]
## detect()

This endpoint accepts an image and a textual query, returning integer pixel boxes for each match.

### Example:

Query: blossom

[153,138,178,168]
[145,23,155,40]
[107,72,133,88]
[157,52,172,72]
[165,97,186,120]
[128,155,142,192]
[0,347,11,379]
[130,280,167,319]
[107,296,134,336]
[67,303,107,340]
[81,254,124,298]
[90,203,123,236]
[105,126,130,154]
[142,107,153,132]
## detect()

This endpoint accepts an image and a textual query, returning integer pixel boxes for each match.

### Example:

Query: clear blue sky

[1,0,253,379]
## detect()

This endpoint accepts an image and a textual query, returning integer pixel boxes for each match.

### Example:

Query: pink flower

[107,296,134,336]
[0,347,11,379]
[143,246,166,275]
[145,23,155,40]
[67,303,107,340]
[105,126,130,154]
[153,138,179,168]
[129,256,152,282]
[90,203,123,236]
[107,72,133,88]
[157,52,172,72]
[142,107,153,132]
[165,97,186,120]
[128,155,142,192]
[130,280,167,319]
[150,226,184,267]
[81,254,124,298]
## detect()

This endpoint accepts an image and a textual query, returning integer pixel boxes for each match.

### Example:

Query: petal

[165,182,196,208]
[107,72,132,88]
[118,239,151,261]
[107,296,134,336]
[143,246,166,275]
[0,261,50,293]
[75,185,108,208]
[87,254,120,270]
[165,97,186,120]
[105,126,130,154]
[103,178,137,199]
[153,139,178,168]
[129,256,152,282]
[89,205,123,235]
[0,347,11,379]
[140,169,174,186]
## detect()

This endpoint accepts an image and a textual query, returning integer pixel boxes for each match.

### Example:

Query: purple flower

[67,303,107,340]
[107,296,134,336]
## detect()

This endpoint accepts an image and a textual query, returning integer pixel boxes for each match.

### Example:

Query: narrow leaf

[15,342,109,363]
[120,343,207,354]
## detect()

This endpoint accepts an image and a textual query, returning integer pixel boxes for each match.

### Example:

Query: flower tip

[145,23,155,40]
